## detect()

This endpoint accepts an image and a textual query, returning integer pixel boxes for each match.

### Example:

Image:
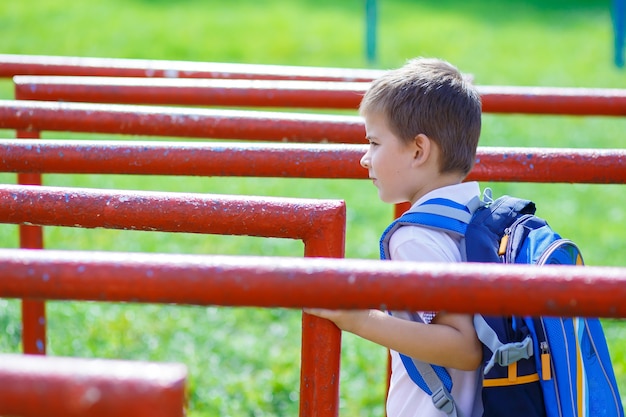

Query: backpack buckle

[432,386,455,415]
[495,335,534,367]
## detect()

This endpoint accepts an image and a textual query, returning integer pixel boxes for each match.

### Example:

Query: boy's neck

[409,171,465,206]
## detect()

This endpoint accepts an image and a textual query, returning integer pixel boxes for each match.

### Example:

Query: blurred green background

[0,0,625,416]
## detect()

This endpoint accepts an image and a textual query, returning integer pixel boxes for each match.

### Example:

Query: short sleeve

[388,225,462,321]
[388,225,462,263]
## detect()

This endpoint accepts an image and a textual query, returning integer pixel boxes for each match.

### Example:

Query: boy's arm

[304,308,482,371]
[309,225,482,369]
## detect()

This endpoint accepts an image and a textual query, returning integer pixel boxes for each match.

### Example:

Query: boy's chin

[379,194,404,205]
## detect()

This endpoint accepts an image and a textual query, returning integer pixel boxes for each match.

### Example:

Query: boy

[305,57,484,417]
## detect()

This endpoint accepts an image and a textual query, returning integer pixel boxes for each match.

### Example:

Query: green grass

[1,0,626,415]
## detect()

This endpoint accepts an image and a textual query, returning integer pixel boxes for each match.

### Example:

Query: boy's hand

[303,308,375,334]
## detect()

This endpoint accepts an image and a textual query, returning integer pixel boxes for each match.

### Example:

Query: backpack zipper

[536,239,577,266]
[540,341,551,380]
[534,317,563,417]
[502,214,534,263]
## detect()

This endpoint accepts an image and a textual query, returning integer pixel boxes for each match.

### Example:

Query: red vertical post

[300,203,346,417]
[16,128,46,355]
[386,201,410,414]
[393,202,410,219]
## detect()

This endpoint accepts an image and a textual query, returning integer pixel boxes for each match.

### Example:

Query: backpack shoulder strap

[403,357,460,417]
[379,195,482,260]
[474,314,534,374]
[378,194,483,417]
[399,313,460,417]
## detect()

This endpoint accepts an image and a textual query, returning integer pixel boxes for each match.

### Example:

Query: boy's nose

[360,151,370,169]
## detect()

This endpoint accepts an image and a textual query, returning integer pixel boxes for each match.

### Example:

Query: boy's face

[360,112,420,204]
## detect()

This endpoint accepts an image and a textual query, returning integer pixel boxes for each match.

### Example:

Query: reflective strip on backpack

[574,318,587,417]
[483,372,540,387]
[379,196,480,260]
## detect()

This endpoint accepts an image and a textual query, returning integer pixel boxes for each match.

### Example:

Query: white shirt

[386,181,483,417]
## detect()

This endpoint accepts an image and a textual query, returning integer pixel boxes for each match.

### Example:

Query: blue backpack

[380,190,624,417]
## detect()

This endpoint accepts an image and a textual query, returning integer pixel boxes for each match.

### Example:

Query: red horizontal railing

[1,139,626,184]
[0,185,344,244]
[0,353,187,417]
[13,75,626,116]
[0,184,346,417]
[0,99,364,143]
[1,248,625,318]
[14,76,367,110]
[0,53,385,82]
[478,85,626,116]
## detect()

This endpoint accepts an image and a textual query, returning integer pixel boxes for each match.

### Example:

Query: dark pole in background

[366,0,377,65]
[614,0,625,67]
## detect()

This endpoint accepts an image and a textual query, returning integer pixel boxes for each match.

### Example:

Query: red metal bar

[0,53,384,82]
[13,75,626,116]
[0,184,345,241]
[13,76,367,109]
[479,85,626,116]
[0,353,187,417]
[0,99,364,143]
[299,192,344,417]
[2,139,626,184]
[465,146,626,184]
[0,248,625,318]
[0,140,365,179]
[0,184,345,417]
[15,129,46,356]
[20,299,45,355]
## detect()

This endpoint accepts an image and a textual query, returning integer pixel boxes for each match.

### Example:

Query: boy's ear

[411,133,432,165]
